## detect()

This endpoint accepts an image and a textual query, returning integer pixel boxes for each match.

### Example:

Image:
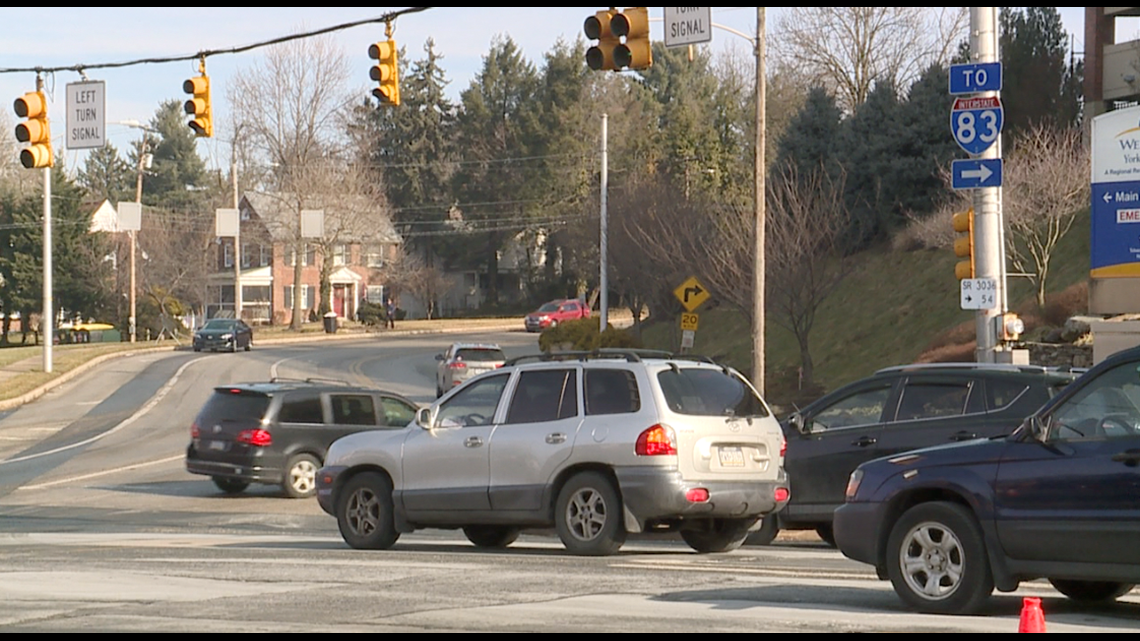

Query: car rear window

[656,368,770,418]
[455,348,506,362]
[196,390,271,425]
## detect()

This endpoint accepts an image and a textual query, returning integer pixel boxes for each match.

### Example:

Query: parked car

[316,349,789,556]
[185,378,419,498]
[833,347,1140,614]
[435,342,507,398]
[747,362,1081,547]
[524,298,590,332]
[193,318,254,353]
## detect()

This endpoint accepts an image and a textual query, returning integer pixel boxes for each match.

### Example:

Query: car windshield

[537,302,560,312]
[657,367,770,418]
[203,320,235,330]
[455,348,506,362]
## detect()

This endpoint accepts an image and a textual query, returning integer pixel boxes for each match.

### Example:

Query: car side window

[380,396,417,427]
[278,394,324,424]
[506,369,578,424]
[811,386,892,432]
[436,373,509,428]
[585,369,640,415]
[986,379,1030,411]
[330,394,377,426]
[1048,361,1140,441]
[895,382,971,421]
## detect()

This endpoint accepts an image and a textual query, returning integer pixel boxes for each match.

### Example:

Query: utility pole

[131,135,146,343]
[752,7,766,395]
[231,135,242,322]
[970,7,1006,363]
[599,113,609,329]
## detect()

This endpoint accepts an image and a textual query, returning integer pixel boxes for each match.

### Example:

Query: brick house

[205,192,402,324]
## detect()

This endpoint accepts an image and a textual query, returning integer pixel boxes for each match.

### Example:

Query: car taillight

[449,362,467,369]
[686,488,709,503]
[190,422,199,438]
[775,487,790,503]
[237,428,272,447]
[635,424,677,456]
[780,437,786,458]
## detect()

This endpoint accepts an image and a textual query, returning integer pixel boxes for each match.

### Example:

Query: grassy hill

[639,210,1092,407]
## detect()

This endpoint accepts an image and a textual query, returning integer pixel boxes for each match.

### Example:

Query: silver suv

[316,350,789,556]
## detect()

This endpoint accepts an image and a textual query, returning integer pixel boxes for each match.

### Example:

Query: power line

[0,8,433,75]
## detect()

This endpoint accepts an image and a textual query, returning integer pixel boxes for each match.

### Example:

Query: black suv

[185,379,419,498]
[748,362,1080,546]
[834,347,1140,614]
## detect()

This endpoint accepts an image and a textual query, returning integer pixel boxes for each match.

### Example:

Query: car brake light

[774,487,790,503]
[780,437,786,458]
[449,362,467,369]
[237,428,272,447]
[190,422,200,438]
[635,424,677,456]
[686,488,709,503]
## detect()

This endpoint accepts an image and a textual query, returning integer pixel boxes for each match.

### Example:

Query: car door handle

[950,431,978,442]
[464,436,484,448]
[546,432,567,444]
[1111,449,1140,467]
[851,436,877,447]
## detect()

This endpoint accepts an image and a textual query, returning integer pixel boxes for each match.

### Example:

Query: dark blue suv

[834,347,1140,614]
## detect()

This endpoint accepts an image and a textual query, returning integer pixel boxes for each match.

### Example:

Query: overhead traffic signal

[369,39,400,106]
[183,72,213,137]
[584,9,619,71]
[952,207,975,280]
[14,90,53,169]
[612,7,652,70]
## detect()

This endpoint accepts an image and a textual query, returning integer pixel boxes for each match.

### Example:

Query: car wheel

[337,472,399,550]
[886,501,994,614]
[463,525,521,549]
[282,453,320,499]
[193,346,202,352]
[681,518,755,553]
[745,513,779,546]
[816,523,837,548]
[229,340,238,353]
[244,337,251,352]
[555,471,626,556]
[1049,579,1135,603]
[212,477,249,494]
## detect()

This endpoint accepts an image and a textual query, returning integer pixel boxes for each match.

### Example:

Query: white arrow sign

[1104,192,1114,203]
[961,164,993,183]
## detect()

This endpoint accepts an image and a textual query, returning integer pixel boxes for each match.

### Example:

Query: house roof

[242,191,402,245]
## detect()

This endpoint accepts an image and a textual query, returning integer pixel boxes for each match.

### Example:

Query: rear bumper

[185,444,282,484]
[832,501,885,567]
[614,466,789,529]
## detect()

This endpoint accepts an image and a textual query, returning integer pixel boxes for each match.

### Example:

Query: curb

[0,322,524,412]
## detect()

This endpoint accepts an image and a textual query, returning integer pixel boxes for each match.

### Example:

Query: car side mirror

[789,413,810,435]
[435,354,444,361]
[415,407,434,430]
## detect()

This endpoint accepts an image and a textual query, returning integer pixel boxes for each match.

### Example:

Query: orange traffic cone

[1018,596,1046,633]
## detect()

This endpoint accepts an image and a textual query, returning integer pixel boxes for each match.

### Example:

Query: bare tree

[1002,125,1090,310]
[228,34,360,329]
[387,250,450,320]
[772,7,967,113]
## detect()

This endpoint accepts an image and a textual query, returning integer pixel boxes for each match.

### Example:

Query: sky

[0,7,1091,177]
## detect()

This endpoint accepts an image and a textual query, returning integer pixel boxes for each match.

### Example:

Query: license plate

[209,440,226,451]
[718,446,745,467]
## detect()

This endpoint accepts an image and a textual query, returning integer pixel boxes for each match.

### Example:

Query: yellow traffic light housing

[585,9,619,71]
[14,90,53,169]
[613,7,653,71]
[183,68,213,137]
[952,207,975,280]
[368,39,401,106]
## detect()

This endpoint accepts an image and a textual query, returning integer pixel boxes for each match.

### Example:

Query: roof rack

[502,349,719,368]
[268,376,351,386]
[873,362,1058,375]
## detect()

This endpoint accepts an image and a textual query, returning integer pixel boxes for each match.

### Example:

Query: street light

[115,120,157,343]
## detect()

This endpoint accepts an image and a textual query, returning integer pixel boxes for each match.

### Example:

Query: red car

[524,298,590,332]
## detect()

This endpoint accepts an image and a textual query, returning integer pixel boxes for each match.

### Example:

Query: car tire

[681,518,754,553]
[886,501,994,614]
[1049,579,1135,603]
[193,346,201,352]
[555,471,626,556]
[745,513,779,546]
[463,525,521,549]
[816,523,837,548]
[282,453,320,499]
[244,338,251,352]
[337,472,399,550]
[212,477,249,494]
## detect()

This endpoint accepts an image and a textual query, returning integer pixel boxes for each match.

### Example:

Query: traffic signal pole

[599,113,609,329]
[970,7,1006,363]
[42,149,53,373]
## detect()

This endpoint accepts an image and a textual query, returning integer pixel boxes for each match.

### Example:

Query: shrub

[1043,281,1088,326]
[358,301,386,326]
[538,317,642,352]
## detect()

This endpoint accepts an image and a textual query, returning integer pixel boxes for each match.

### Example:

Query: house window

[283,285,314,311]
[260,245,272,267]
[464,272,477,288]
[241,243,253,268]
[333,244,349,266]
[223,242,234,268]
[242,286,271,303]
[287,245,316,267]
[366,285,385,303]
[364,245,385,268]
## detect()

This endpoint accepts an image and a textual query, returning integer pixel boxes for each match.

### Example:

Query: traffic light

[952,207,975,280]
[183,73,212,137]
[13,90,52,169]
[369,39,400,106]
[1000,313,1025,342]
[612,7,652,71]
[585,9,619,71]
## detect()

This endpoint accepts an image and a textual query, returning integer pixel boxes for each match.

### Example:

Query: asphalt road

[0,330,1137,632]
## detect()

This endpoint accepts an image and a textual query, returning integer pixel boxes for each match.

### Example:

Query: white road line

[0,357,204,466]
[19,455,185,490]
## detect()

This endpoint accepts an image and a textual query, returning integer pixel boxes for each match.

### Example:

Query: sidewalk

[0,316,529,411]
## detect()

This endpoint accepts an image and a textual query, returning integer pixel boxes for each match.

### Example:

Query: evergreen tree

[892,65,961,220]
[838,80,904,246]
[773,86,843,181]
[77,142,134,204]
[143,100,208,211]
[1000,7,1082,133]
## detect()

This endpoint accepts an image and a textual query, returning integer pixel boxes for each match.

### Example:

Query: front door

[333,285,347,317]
